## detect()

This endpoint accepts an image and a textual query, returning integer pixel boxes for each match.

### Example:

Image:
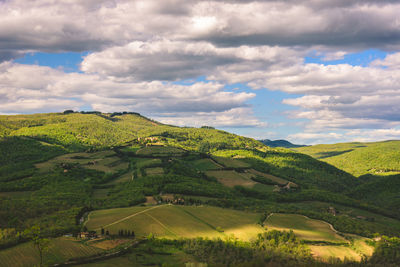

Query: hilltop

[0,112,399,266]
[259,139,306,148]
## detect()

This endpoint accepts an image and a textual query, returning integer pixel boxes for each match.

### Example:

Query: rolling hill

[0,112,399,266]
[294,140,400,177]
[259,139,306,148]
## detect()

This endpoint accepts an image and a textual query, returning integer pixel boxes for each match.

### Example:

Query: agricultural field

[34,150,128,174]
[0,237,103,267]
[92,188,110,199]
[251,183,275,193]
[190,158,222,171]
[248,169,289,185]
[106,171,133,185]
[264,213,374,262]
[75,241,199,267]
[309,245,362,262]
[134,158,162,169]
[309,235,373,262]
[136,146,186,157]
[205,170,257,187]
[85,205,264,241]
[293,201,400,233]
[264,213,346,243]
[211,156,250,168]
[145,167,164,176]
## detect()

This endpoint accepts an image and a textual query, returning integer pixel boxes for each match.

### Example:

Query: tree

[24,226,50,267]
[101,228,105,235]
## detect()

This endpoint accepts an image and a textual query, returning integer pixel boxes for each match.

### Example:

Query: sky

[1,0,400,144]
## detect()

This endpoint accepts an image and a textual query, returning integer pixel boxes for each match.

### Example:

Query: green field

[295,141,400,177]
[106,172,133,185]
[92,188,110,199]
[309,245,362,261]
[293,201,400,233]
[34,150,128,174]
[264,213,375,262]
[190,158,222,171]
[145,167,164,176]
[86,205,264,241]
[136,146,186,157]
[205,170,257,187]
[248,169,289,185]
[75,241,198,267]
[264,213,346,243]
[0,237,103,267]
[211,156,250,168]
[251,183,275,193]
[134,158,162,169]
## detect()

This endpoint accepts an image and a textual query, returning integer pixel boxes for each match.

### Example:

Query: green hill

[0,112,263,152]
[294,140,400,177]
[259,139,306,148]
[0,112,399,266]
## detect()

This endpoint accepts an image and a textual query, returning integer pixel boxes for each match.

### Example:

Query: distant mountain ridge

[259,139,306,148]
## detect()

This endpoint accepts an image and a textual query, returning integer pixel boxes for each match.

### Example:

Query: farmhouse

[78,231,98,239]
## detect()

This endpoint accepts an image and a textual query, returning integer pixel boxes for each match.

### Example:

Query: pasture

[85,205,264,241]
[211,156,250,168]
[205,170,257,187]
[264,213,346,243]
[309,245,361,262]
[190,158,222,171]
[134,158,162,169]
[0,237,103,267]
[145,167,164,176]
[34,150,128,173]
[106,171,133,185]
[136,146,186,157]
[74,241,197,267]
[248,169,289,185]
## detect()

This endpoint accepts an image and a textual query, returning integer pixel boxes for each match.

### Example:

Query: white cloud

[288,128,400,145]
[0,62,262,127]
[153,107,266,128]
[1,0,400,142]
[2,0,400,61]
[81,39,300,82]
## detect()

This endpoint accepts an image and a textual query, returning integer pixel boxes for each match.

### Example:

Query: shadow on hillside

[316,149,354,159]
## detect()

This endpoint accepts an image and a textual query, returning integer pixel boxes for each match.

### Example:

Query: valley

[0,112,399,266]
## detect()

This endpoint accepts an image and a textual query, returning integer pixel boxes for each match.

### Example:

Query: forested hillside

[0,112,399,266]
[294,141,400,177]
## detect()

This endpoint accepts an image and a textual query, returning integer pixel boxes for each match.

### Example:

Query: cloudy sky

[1,0,400,144]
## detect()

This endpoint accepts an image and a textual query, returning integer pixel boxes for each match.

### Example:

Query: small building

[78,231,98,239]
[328,206,337,216]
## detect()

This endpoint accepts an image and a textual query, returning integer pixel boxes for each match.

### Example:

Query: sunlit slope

[85,205,264,241]
[0,112,264,151]
[295,141,400,177]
